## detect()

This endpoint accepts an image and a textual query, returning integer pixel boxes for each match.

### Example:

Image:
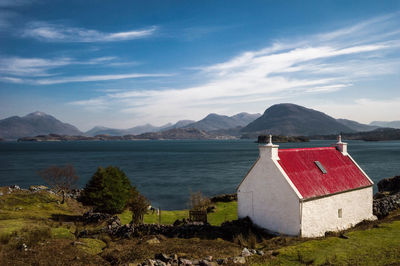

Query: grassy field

[2,189,400,265]
[119,201,238,226]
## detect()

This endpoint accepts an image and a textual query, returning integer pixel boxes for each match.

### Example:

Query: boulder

[146,237,160,244]
[29,185,48,191]
[241,248,252,257]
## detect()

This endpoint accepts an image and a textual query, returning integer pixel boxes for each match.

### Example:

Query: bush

[80,166,132,214]
[127,187,150,224]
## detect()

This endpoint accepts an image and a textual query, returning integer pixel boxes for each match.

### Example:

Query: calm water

[0,140,399,209]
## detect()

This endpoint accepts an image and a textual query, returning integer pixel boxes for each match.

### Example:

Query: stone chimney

[259,134,279,160]
[334,134,348,155]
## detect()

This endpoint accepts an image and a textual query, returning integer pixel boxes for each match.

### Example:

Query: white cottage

[237,135,376,237]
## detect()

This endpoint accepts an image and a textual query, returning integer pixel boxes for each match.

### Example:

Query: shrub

[80,166,132,214]
[189,191,210,211]
[38,164,79,204]
[127,187,150,224]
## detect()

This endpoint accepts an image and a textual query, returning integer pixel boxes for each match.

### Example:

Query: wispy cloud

[0,56,149,83]
[69,13,400,124]
[35,73,171,85]
[21,21,157,42]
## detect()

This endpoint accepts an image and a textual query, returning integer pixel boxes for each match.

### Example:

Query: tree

[80,166,132,214]
[189,191,210,211]
[127,187,150,224]
[38,164,79,204]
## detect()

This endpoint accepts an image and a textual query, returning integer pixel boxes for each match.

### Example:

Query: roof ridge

[279,147,335,152]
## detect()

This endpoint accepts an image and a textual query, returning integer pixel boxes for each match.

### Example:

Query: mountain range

[0,104,391,140]
[370,121,400,129]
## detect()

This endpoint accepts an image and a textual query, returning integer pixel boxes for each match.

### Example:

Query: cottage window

[314,161,327,174]
[338,208,342,218]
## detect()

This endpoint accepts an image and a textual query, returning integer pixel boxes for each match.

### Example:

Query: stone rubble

[132,248,263,266]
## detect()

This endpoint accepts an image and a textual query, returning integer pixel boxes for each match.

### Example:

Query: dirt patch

[0,239,108,266]
[101,237,242,264]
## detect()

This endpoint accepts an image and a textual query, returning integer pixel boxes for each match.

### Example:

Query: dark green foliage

[127,187,150,224]
[80,166,132,214]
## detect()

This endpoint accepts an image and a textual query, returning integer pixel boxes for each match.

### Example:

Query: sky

[0,0,399,131]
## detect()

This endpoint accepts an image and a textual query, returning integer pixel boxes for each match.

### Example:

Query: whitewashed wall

[238,149,301,236]
[301,186,374,237]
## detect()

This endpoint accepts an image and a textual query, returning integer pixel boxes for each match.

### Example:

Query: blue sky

[0,0,399,131]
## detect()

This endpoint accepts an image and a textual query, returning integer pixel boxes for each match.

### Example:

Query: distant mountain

[163,120,196,130]
[370,121,400,129]
[132,128,235,140]
[85,123,172,136]
[184,112,261,131]
[241,103,354,136]
[336,119,379,132]
[0,111,82,140]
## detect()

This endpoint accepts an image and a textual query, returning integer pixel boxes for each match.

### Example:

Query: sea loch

[0,139,399,209]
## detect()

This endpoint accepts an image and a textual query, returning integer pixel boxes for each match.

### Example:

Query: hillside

[312,128,400,141]
[336,118,379,132]
[184,112,260,131]
[0,112,82,140]
[370,120,400,129]
[241,103,354,136]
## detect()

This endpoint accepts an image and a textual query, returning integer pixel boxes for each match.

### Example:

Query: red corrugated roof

[278,147,372,199]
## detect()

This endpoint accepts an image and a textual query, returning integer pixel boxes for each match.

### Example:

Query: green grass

[77,238,107,255]
[118,201,237,226]
[265,221,400,265]
[0,191,76,220]
[51,227,75,240]
[208,201,238,225]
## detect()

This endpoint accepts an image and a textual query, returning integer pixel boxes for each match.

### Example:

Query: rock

[154,260,167,266]
[199,260,217,266]
[373,192,400,218]
[29,185,48,191]
[10,185,21,190]
[256,250,264,256]
[210,193,237,203]
[179,258,193,265]
[146,259,156,266]
[377,176,400,194]
[146,237,160,244]
[216,259,227,265]
[19,243,28,251]
[82,211,111,224]
[154,253,170,263]
[232,256,246,264]
[241,248,252,257]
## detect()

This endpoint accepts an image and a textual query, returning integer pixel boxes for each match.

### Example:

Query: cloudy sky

[0,0,399,131]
